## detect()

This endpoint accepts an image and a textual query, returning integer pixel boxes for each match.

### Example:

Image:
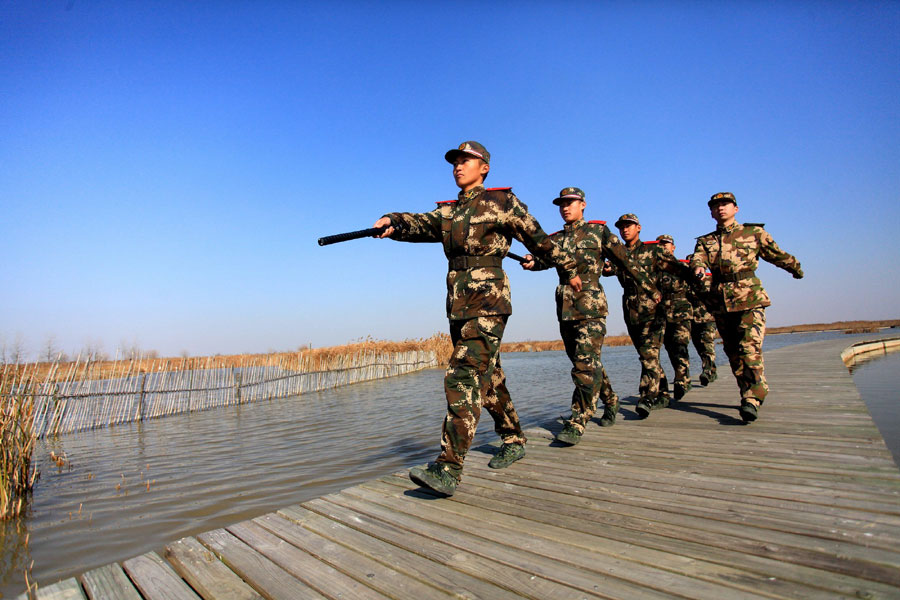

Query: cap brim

[445,149,483,164]
[553,195,584,206]
[708,198,737,207]
[615,219,638,227]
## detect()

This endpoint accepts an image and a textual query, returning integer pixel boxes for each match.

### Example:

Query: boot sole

[739,407,758,423]
[409,470,456,496]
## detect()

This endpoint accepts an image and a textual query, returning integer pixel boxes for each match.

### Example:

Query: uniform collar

[563,217,586,232]
[458,185,484,204]
[626,237,642,250]
[717,221,740,233]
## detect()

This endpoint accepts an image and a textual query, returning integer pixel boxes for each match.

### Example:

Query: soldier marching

[521,187,658,445]
[372,141,581,496]
[690,192,803,422]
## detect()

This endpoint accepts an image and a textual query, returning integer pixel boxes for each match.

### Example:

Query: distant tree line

[0,332,158,364]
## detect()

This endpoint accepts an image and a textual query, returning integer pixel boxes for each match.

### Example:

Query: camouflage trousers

[712,307,767,403]
[560,318,617,433]
[437,315,525,479]
[690,319,717,378]
[625,315,668,401]
[662,319,691,387]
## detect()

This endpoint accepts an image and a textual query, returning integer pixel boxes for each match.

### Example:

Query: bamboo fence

[0,348,437,438]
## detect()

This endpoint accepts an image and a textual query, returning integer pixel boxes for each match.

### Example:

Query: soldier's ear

[480,161,490,177]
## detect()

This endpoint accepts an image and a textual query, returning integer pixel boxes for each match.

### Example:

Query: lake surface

[850,348,900,467]
[0,330,894,597]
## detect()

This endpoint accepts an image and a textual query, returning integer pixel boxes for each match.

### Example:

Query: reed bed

[1,368,39,519]
[1,335,452,439]
[501,335,632,353]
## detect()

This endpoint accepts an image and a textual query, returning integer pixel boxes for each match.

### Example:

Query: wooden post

[138,373,146,422]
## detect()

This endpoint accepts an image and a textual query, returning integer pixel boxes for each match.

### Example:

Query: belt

[448,255,503,271]
[712,269,756,283]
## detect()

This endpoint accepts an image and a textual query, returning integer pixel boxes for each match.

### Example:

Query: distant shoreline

[500,319,900,353]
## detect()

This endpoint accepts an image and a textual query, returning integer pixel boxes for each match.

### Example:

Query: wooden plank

[375,472,900,600]
[165,536,263,600]
[79,563,142,600]
[275,506,526,600]
[122,551,201,600]
[342,482,765,600]
[458,459,900,583]
[300,497,616,600]
[472,446,900,528]
[225,520,392,600]
[363,475,834,599]
[512,446,900,511]
[312,493,671,600]
[16,578,86,600]
[196,528,327,600]
[247,513,454,600]
[461,453,900,560]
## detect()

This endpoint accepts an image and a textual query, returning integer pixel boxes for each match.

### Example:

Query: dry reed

[501,335,632,353]
[1,368,40,519]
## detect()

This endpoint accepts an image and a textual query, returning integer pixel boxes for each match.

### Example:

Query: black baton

[318,226,389,246]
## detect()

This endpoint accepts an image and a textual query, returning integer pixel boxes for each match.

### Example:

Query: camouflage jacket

[685,272,715,323]
[604,240,676,324]
[656,258,693,323]
[690,222,803,313]
[384,185,576,320]
[532,219,657,321]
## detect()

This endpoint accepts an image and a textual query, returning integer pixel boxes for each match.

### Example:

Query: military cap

[656,234,674,245]
[614,213,640,227]
[445,141,490,165]
[552,187,586,205]
[708,192,737,207]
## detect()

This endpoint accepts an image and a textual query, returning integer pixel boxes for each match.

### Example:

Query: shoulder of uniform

[643,240,660,245]
[485,187,512,192]
[550,229,562,236]
[435,200,457,206]
[679,259,690,264]
[743,222,766,228]
[696,231,717,239]
[587,220,606,225]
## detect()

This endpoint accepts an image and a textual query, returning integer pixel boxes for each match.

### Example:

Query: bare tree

[11,332,27,364]
[82,337,107,361]
[117,336,144,359]
[42,334,60,362]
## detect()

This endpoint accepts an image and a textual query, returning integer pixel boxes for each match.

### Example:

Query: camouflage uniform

[655,238,693,399]
[604,226,673,410]
[531,202,657,434]
[384,184,576,480]
[691,193,803,417]
[685,262,718,384]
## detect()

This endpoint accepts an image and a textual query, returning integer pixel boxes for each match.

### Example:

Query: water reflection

[0,329,880,596]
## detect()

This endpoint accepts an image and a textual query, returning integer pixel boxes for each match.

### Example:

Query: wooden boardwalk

[22,337,900,599]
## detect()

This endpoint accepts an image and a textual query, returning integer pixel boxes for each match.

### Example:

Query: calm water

[850,350,900,467]
[0,330,892,597]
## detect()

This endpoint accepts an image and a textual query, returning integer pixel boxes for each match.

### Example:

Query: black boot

[599,398,618,427]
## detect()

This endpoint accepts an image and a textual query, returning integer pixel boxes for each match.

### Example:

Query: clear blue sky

[2,1,898,359]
